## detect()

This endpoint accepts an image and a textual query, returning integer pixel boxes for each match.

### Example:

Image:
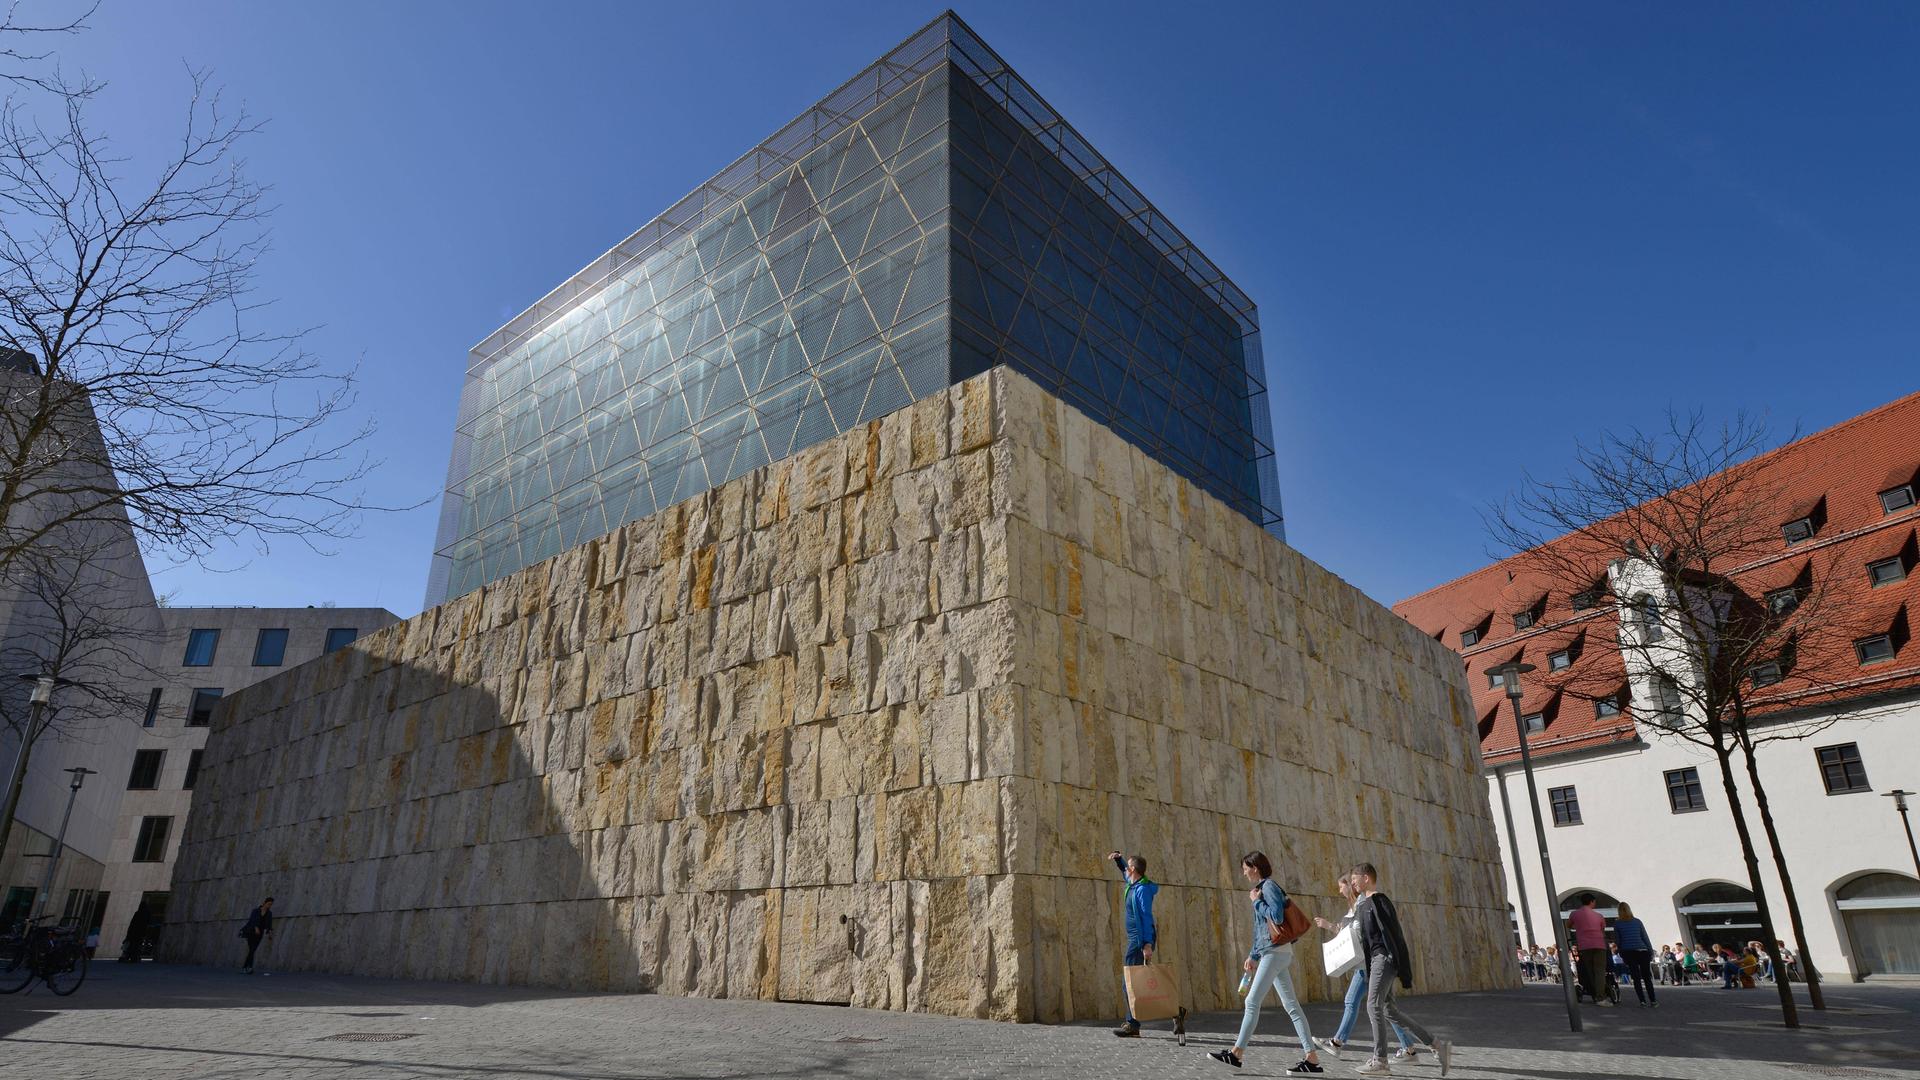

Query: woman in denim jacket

[1207,851,1323,1074]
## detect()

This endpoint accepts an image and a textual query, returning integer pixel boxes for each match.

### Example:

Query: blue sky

[52,1,1920,616]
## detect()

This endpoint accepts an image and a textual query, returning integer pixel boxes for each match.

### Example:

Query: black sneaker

[1286,1061,1326,1075]
[1208,1050,1242,1068]
[1113,1023,1140,1038]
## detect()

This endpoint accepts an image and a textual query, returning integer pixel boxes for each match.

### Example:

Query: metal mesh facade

[427,13,1282,605]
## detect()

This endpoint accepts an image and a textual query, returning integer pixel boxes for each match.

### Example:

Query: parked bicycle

[0,915,89,996]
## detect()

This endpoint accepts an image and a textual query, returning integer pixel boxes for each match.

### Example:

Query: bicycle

[0,915,90,996]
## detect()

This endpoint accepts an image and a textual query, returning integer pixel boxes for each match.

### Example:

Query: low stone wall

[166,368,1512,1020]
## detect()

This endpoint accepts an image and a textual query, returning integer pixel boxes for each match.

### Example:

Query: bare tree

[1487,410,1882,1025]
[0,18,373,581]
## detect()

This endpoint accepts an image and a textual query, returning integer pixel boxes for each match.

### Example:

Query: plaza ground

[3,962,1918,1079]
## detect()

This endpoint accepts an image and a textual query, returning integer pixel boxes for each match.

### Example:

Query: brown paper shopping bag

[1123,961,1181,1022]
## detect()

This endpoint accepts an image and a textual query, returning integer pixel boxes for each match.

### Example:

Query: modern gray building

[428,11,1282,605]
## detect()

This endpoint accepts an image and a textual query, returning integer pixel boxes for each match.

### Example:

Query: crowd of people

[1513,893,1799,1006]
[1106,850,1454,1077]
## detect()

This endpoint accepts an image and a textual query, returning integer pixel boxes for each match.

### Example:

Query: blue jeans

[1332,966,1413,1047]
[1124,944,1144,1025]
[1235,946,1315,1055]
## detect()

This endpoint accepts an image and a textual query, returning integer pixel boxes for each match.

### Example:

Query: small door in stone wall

[777,885,854,1004]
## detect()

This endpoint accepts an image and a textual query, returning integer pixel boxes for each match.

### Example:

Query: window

[1549,649,1572,671]
[181,628,219,666]
[141,687,162,728]
[1548,786,1582,826]
[1782,517,1816,545]
[252,628,289,667]
[324,627,359,654]
[1522,712,1546,732]
[1855,634,1896,665]
[1767,586,1802,616]
[131,816,173,862]
[1817,743,1871,794]
[1487,670,1505,689]
[1869,557,1907,587]
[1635,595,1664,642]
[1750,661,1783,688]
[1649,674,1685,725]
[184,750,203,791]
[1571,589,1600,611]
[1883,484,1916,515]
[1460,627,1481,648]
[1665,767,1707,813]
[1594,696,1622,718]
[126,750,164,790]
[1514,610,1536,631]
[188,688,223,727]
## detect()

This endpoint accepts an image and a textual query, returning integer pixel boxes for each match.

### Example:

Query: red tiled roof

[1394,390,1920,767]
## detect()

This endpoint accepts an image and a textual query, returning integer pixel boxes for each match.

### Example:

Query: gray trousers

[1366,954,1434,1060]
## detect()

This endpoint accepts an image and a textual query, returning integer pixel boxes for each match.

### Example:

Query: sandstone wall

[166,368,1512,1020]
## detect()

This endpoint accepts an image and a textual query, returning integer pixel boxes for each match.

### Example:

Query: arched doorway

[1677,882,1759,953]
[1557,889,1621,925]
[1836,872,1920,976]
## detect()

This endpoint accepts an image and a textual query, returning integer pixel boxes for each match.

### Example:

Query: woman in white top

[1309,872,1417,1062]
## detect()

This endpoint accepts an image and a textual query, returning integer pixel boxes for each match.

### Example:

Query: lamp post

[1489,660,1582,1033]
[1885,790,1920,879]
[31,766,96,921]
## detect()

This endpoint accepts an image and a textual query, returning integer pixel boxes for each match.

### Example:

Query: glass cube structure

[427,12,1282,605]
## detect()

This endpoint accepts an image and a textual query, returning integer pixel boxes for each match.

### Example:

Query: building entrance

[1837,873,1920,976]
[1678,882,1761,952]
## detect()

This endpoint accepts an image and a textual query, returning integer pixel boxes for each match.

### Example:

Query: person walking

[1350,862,1453,1078]
[1310,872,1419,1064]
[1614,902,1657,1007]
[1205,852,1324,1074]
[1106,850,1187,1042]
[1568,894,1611,1006]
[239,896,274,974]
[119,901,151,963]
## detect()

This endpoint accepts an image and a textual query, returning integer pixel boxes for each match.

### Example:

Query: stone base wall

[166,368,1513,1020]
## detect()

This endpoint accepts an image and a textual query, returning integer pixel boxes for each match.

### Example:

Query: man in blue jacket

[1109,850,1186,1042]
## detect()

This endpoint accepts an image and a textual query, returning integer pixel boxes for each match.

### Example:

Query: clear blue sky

[54,1,1920,617]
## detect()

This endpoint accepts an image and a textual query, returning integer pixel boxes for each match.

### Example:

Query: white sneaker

[1355,1060,1392,1077]
[1312,1038,1344,1060]
[1390,1047,1420,1063]
[1436,1039,1454,1078]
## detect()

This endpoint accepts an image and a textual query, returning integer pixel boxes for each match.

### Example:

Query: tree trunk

[1736,728,1825,1008]
[1710,741,1799,1027]
[0,727,36,863]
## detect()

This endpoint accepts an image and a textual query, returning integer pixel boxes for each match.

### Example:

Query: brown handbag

[1268,893,1312,948]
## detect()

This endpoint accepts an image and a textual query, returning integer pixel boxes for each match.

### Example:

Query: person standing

[1206,852,1324,1074]
[1311,872,1418,1064]
[1107,851,1186,1042]
[239,897,274,975]
[1568,894,1611,1006]
[1613,902,1657,1007]
[1349,862,1453,1078]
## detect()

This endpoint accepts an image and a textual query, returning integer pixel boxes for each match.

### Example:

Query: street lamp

[31,766,96,921]
[1488,660,1582,1033]
[1885,790,1920,879]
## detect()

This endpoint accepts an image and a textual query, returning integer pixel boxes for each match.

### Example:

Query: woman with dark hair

[1206,851,1323,1074]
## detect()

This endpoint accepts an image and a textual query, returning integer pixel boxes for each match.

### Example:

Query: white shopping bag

[1322,923,1362,979]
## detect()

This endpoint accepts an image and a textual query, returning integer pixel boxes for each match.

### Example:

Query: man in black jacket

[239,897,274,974]
[1351,864,1453,1077]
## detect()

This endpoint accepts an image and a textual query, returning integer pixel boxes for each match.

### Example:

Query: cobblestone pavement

[3,963,1918,1080]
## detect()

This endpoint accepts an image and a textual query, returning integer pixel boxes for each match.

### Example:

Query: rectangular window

[1665,767,1707,813]
[323,627,359,654]
[1522,712,1546,732]
[1548,786,1582,826]
[1817,743,1871,795]
[1883,485,1916,514]
[181,628,219,667]
[1487,670,1505,689]
[184,750,203,791]
[1571,589,1599,611]
[1767,587,1802,616]
[1549,649,1572,671]
[1513,610,1536,631]
[188,688,223,727]
[1460,627,1481,648]
[1868,557,1906,587]
[126,749,164,790]
[141,687,162,728]
[1856,635,1896,665]
[252,628,290,667]
[132,816,173,862]
[1751,661,1783,688]
[1782,517,1815,545]
[1594,696,1621,718]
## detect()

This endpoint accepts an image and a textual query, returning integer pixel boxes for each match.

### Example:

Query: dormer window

[1781,496,1826,545]
[1459,612,1492,649]
[1594,695,1622,718]
[1751,661,1783,688]
[1513,610,1536,631]
[1855,634,1896,665]
[1570,589,1600,611]
[1885,484,1917,515]
[1461,627,1481,647]
[1549,649,1572,671]
[1767,586,1802,615]
[1870,556,1907,587]
[1522,712,1546,732]
[1782,517,1815,544]
[1487,670,1505,689]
